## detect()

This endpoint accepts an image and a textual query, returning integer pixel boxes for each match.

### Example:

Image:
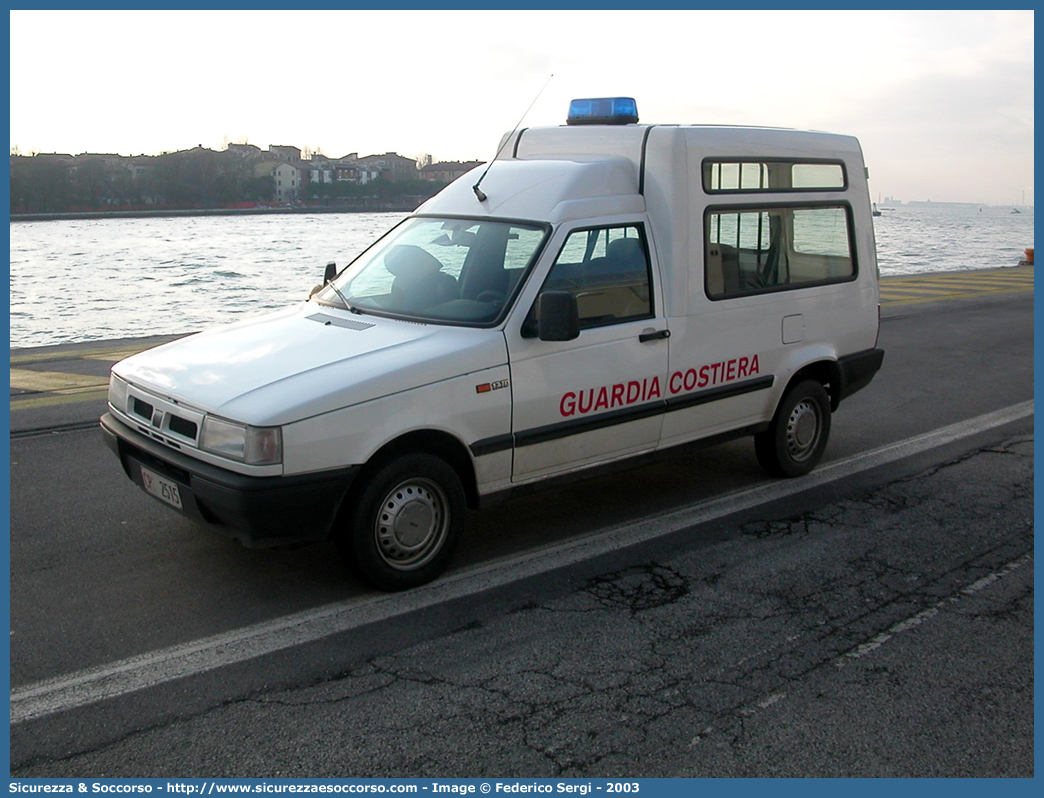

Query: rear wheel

[754,379,831,478]
[338,453,465,591]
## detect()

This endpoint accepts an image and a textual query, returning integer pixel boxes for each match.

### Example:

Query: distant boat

[872,203,882,217]
[1012,208,1022,214]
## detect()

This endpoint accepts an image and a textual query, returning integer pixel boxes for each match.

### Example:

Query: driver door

[506,222,669,481]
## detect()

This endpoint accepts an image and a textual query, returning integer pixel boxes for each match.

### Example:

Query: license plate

[140,465,183,510]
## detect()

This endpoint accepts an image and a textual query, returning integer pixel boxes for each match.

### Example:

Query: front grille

[125,385,204,451]
[132,396,154,420]
[167,415,198,439]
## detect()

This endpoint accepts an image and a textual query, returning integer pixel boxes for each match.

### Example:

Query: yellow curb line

[10,368,109,393]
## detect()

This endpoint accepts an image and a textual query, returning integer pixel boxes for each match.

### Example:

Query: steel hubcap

[785,399,821,462]
[375,478,448,570]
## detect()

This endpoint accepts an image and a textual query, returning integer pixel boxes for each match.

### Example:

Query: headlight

[200,416,282,465]
[108,374,130,414]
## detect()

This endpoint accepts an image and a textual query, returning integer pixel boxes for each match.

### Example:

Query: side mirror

[310,262,338,299]
[536,290,580,341]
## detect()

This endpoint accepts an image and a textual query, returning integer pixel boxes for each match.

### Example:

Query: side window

[703,160,847,192]
[705,205,854,298]
[542,224,653,328]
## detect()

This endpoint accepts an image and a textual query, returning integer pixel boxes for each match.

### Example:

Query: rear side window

[703,160,846,192]
[541,224,653,328]
[705,204,855,299]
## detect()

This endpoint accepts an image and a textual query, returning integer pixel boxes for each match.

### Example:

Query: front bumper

[101,412,359,548]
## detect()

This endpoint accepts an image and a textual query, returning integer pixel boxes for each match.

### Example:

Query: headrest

[606,237,646,271]
[384,245,444,277]
[607,237,644,261]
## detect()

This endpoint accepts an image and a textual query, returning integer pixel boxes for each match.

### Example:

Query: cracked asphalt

[13,431,1032,777]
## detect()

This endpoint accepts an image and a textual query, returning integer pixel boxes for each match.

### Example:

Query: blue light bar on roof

[566,97,639,126]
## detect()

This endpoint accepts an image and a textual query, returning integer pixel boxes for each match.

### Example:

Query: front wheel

[338,453,465,591]
[754,380,831,478]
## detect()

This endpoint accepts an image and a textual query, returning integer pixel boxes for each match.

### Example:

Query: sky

[8,9,1035,206]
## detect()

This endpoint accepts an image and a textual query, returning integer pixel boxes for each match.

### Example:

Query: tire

[338,453,465,591]
[754,379,831,478]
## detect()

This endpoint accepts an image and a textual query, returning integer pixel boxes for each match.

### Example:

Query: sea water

[9,204,1034,349]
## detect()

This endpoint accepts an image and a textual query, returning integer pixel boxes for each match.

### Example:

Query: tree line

[9,148,444,214]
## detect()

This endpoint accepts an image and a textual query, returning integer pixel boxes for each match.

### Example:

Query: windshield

[315,217,548,325]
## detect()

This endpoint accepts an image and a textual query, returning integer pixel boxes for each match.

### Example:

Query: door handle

[639,329,671,343]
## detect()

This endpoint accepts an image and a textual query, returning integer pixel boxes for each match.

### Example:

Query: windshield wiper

[312,261,361,313]
[329,282,358,313]
[314,280,361,314]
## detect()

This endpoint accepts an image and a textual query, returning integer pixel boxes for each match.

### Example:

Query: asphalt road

[8,269,1034,777]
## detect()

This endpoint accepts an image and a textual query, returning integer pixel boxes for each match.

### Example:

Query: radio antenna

[473,74,553,203]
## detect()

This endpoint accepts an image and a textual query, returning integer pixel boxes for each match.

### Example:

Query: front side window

[705,205,854,298]
[540,224,653,328]
[315,216,547,325]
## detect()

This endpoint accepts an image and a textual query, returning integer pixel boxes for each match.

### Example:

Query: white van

[102,98,884,590]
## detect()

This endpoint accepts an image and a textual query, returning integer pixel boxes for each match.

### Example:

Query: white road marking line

[837,553,1032,664]
[10,400,1033,724]
[688,550,1031,745]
